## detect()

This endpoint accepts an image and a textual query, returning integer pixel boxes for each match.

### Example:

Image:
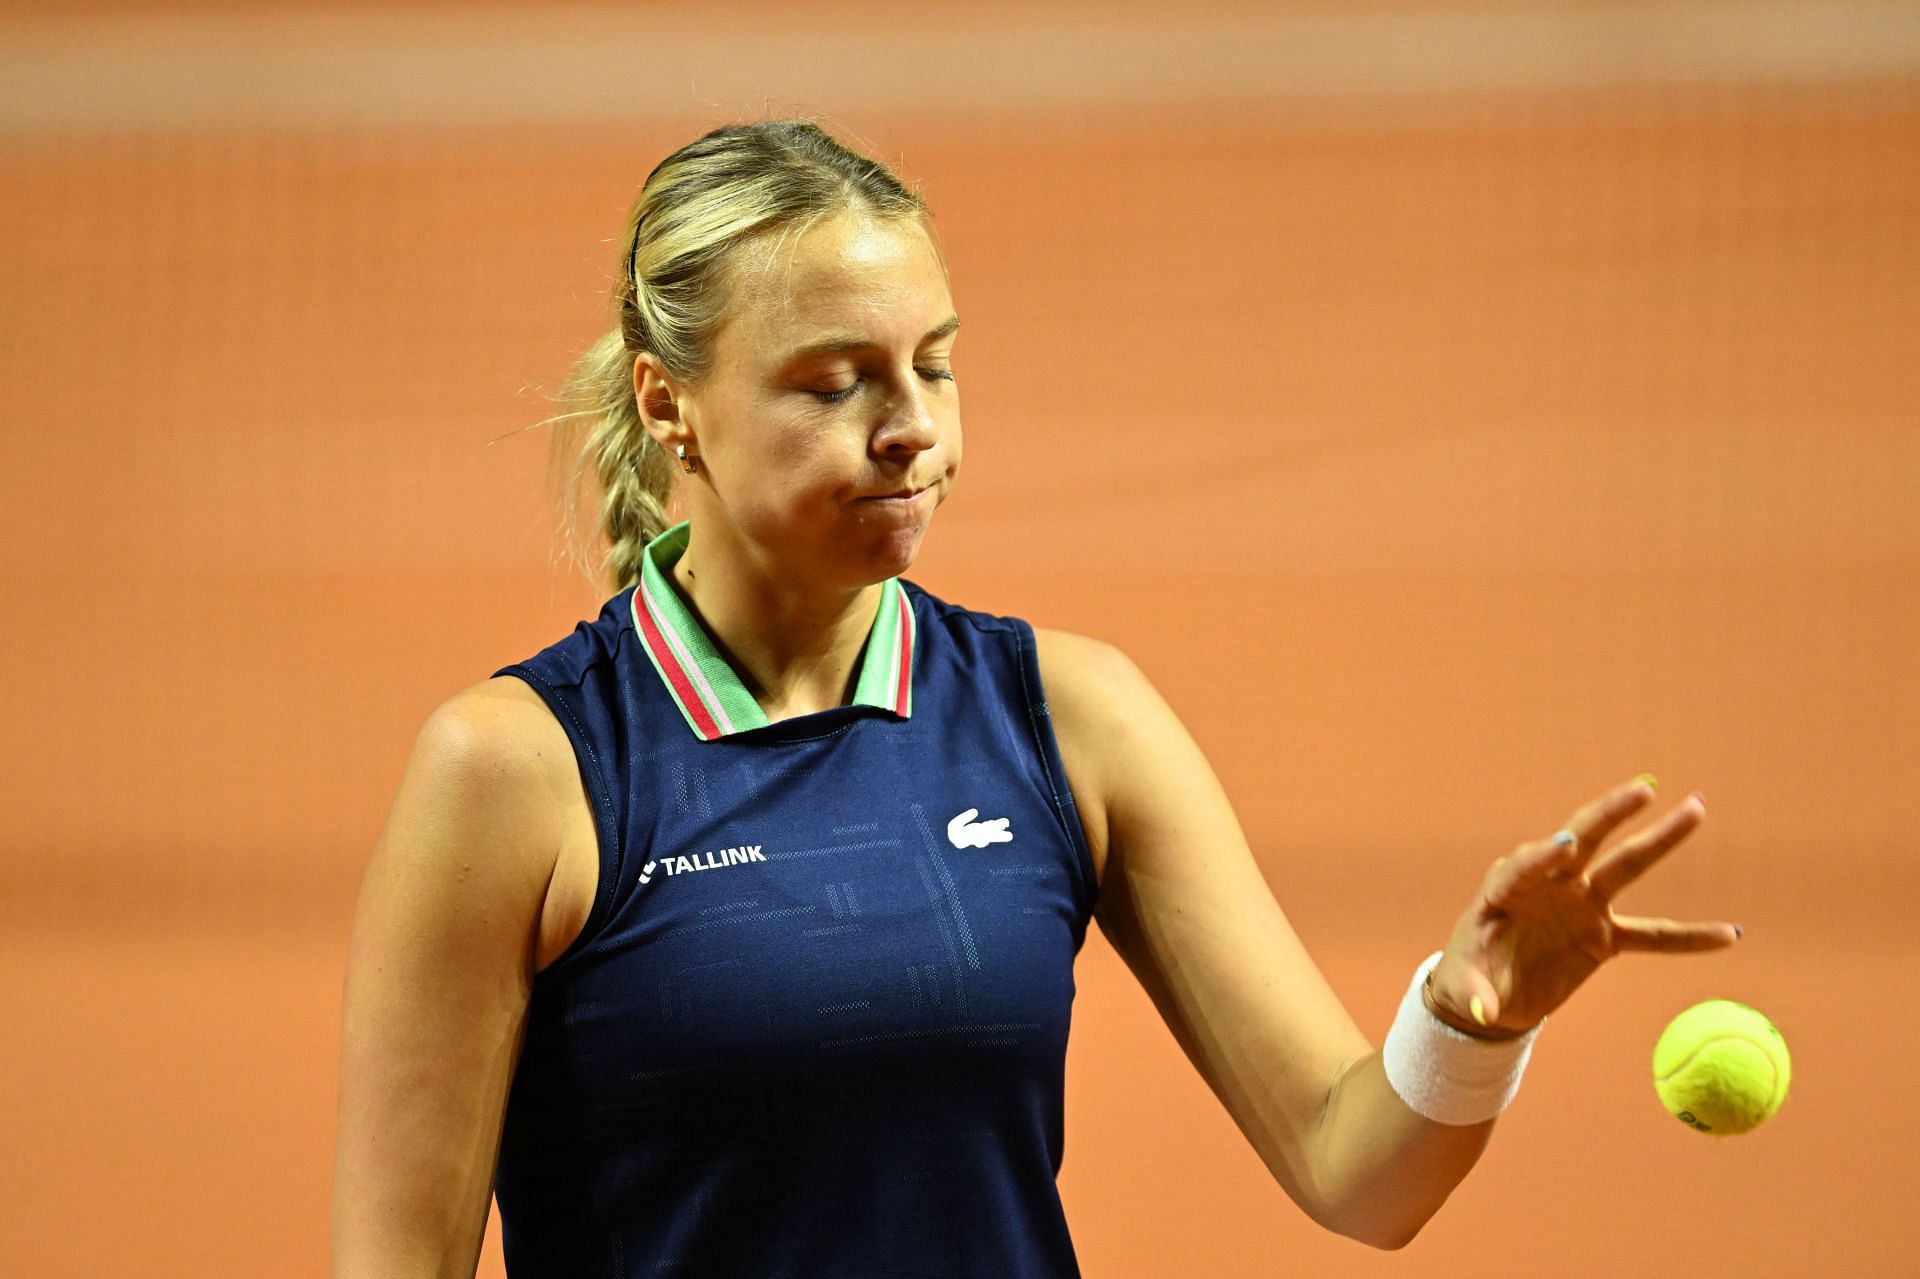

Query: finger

[1612,915,1742,953]
[1587,793,1707,900]
[1561,775,1661,871]
[1486,837,1580,903]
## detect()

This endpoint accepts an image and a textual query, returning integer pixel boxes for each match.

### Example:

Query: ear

[632,351,695,453]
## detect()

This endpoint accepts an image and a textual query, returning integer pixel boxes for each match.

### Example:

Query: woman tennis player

[332,119,1739,1277]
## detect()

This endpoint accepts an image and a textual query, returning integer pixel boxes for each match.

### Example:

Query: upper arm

[1035,627,1371,1218]
[331,681,570,1279]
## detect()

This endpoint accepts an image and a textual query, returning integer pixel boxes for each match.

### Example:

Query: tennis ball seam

[1654,1034,1778,1081]
[1654,1034,1789,1114]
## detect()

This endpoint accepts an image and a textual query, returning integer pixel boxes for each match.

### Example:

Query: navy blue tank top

[489,522,1100,1278]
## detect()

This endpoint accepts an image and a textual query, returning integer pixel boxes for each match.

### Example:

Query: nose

[873,371,941,459]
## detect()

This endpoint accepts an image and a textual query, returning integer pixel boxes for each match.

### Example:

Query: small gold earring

[676,443,697,475]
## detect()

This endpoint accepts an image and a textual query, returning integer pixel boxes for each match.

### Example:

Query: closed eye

[811,367,956,404]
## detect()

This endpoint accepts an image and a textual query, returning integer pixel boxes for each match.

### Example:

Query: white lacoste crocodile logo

[947,808,1012,849]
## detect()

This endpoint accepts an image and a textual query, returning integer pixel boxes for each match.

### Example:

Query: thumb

[1433,956,1504,1030]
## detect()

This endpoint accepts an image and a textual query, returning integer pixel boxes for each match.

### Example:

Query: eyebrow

[783,314,961,363]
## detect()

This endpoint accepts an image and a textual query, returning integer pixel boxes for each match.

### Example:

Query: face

[639,210,961,590]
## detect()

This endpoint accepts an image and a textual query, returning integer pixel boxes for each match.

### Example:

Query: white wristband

[1382,951,1541,1126]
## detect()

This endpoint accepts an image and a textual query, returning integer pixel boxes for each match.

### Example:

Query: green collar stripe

[631,521,916,739]
[851,578,911,713]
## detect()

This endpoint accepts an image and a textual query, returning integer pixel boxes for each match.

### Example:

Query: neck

[668,523,883,721]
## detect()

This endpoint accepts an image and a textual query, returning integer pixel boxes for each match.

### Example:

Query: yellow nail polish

[1634,772,1659,794]
[1469,995,1487,1026]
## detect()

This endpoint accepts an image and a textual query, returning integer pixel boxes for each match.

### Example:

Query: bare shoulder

[1031,625,1136,690]
[1031,626,1162,756]
[361,676,599,968]
[377,678,573,896]
[420,675,599,832]
[428,674,575,778]
[421,675,599,969]
[1031,627,1163,886]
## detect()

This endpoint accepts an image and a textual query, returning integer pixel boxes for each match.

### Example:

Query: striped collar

[629,521,917,741]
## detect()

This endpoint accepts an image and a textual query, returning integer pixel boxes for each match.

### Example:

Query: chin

[850,518,931,584]
[873,526,928,580]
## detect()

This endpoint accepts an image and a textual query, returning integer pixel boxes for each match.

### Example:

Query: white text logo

[639,845,765,884]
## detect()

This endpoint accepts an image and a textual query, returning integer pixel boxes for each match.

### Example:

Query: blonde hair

[546,118,933,593]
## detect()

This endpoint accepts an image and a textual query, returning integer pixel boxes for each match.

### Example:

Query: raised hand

[1426,777,1741,1039]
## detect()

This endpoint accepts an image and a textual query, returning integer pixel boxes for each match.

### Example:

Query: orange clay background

[2,2,1916,1275]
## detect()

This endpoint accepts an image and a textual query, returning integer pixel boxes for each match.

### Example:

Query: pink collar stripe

[629,579,724,741]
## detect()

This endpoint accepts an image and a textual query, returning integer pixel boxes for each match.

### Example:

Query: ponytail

[548,327,676,593]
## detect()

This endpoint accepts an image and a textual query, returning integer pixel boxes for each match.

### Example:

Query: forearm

[1304,1049,1496,1249]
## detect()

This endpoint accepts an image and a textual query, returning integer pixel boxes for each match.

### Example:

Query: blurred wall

[3,3,1916,1276]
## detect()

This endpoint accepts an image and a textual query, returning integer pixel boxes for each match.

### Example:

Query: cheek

[711,412,854,508]
[929,408,961,480]
[757,418,858,485]
[710,396,806,469]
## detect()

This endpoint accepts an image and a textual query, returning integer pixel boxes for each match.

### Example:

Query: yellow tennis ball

[1652,999,1791,1135]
